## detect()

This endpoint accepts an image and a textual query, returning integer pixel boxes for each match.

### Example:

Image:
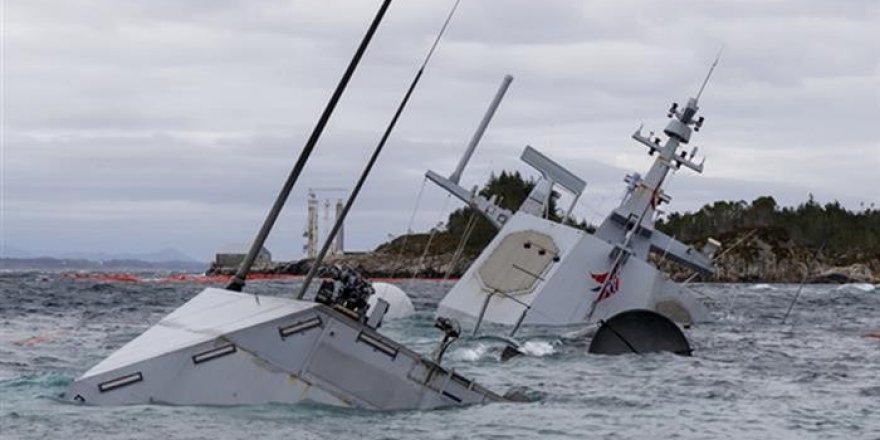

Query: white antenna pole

[696,46,723,101]
[448,74,514,184]
[334,198,344,255]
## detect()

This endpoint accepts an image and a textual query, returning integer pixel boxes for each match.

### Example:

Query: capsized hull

[66,288,502,409]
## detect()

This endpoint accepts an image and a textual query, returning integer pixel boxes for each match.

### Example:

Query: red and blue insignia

[590,271,620,302]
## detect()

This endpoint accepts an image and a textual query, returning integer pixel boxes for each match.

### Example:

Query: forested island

[211,172,879,283]
[654,195,879,282]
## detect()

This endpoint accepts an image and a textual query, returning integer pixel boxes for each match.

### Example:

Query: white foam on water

[750,284,774,290]
[835,283,876,293]
[519,340,556,357]
[451,343,488,362]
[4,279,880,438]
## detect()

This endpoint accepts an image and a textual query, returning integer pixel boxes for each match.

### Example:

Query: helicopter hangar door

[477,230,558,296]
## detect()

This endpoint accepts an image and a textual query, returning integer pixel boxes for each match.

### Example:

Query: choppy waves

[2,274,879,439]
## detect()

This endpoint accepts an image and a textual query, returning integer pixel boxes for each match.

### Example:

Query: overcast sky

[3,0,878,261]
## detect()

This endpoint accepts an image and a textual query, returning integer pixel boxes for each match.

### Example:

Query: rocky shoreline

[207,228,879,284]
[206,251,467,280]
[692,227,878,284]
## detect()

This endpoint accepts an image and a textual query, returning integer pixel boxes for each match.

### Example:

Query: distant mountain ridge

[0,245,206,271]
[1,256,206,272]
[54,248,198,263]
[0,246,199,263]
[0,245,34,258]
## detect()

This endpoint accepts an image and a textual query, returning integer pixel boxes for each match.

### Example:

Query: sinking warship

[428,63,721,335]
[65,0,506,409]
[63,0,723,405]
[65,273,502,408]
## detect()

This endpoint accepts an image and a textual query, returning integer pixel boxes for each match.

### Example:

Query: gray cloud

[3,0,878,260]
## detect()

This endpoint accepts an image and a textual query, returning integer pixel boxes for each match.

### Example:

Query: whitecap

[835,283,876,293]
[519,340,556,357]
[451,343,487,362]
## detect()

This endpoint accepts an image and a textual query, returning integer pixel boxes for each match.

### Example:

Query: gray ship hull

[65,288,502,409]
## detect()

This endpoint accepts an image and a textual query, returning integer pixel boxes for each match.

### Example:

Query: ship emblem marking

[590,271,621,302]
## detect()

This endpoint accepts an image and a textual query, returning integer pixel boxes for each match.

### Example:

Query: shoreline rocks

[207,229,879,284]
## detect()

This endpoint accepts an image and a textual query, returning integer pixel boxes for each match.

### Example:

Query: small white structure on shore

[215,244,271,267]
[304,188,346,258]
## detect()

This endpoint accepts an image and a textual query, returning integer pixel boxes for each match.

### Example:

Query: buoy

[589,309,692,356]
[369,282,415,319]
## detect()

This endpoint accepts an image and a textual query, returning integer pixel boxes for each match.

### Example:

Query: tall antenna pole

[334,198,344,254]
[696,46,723,101]
[297,0,463,299]
[448,74,513,184]
[227,0,393,292]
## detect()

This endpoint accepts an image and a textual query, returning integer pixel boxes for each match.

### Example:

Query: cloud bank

[3,0,878,260]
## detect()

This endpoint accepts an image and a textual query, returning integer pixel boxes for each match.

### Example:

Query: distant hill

[0,246,204,272]
[54,248,198,263]
[184,167,880,283]
[366,188,879,282]
[652,195,879,282]
[0,244,34,258]
[0,256,206,272]
[656,195,880,257]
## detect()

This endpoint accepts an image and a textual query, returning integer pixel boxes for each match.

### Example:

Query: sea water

[1,273,878,439]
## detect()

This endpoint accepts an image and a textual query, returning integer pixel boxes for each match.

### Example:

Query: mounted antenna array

[631,96,707,174]
[630,53,721,176]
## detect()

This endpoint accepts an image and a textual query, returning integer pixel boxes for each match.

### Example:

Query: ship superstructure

[428,71,721,331]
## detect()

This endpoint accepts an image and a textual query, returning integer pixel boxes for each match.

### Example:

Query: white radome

[369,282,416,319]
